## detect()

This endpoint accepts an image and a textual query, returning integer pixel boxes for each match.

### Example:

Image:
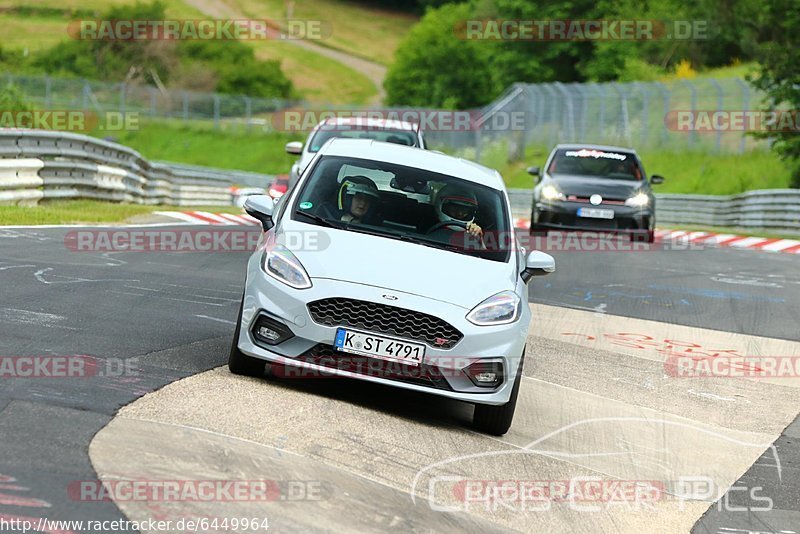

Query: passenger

[326,177,381,224]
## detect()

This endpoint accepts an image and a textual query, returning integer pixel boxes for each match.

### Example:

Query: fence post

[245,97,252,132]
[637,82,650,148]
[709,78,723,152]
[213,95,220,129]
[119,82,126,116]
[542,84,558,146]
[656,82,669,144]
[82,80,90,109]
[681,80,698,149]
[734,78,750,153]
[182,91,189,122]
[149,87,157,116]
[554,82,574,141]
[598,83,607,143]
[44,75,51,109]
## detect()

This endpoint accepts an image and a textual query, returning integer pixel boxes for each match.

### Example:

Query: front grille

[296,343,453,391]
[307,298,463,349]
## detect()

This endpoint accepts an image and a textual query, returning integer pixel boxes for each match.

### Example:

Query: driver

[335,177,381,224]
[428,184,484,248]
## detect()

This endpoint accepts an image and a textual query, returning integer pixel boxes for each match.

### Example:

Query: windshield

[308,127,419,153]
[548,148,643,181]
[291,155,511,262]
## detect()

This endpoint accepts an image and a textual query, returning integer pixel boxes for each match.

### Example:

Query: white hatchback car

[230,139,554,435]
[285,117,426,188]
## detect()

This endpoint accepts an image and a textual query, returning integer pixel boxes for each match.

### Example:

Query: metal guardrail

[0,129,274,206]
[507,188,800,234]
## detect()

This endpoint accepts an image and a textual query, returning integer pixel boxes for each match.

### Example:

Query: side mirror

[285,141,303,155]
[527,166,540,176]
[521,250,555,283]
[244,195,275,231]
[650,175,664,185]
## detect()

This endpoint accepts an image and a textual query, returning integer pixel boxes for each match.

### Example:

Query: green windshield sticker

[299,201,313,209]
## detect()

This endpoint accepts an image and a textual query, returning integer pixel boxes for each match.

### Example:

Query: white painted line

[192,211,237,225]
[153,211,212,225]
[216,213,257,226]
[194,314,236,325]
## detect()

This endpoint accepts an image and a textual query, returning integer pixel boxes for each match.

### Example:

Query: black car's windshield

[548,148,643,181]
[292,155,511,262]
[308,128,419,153]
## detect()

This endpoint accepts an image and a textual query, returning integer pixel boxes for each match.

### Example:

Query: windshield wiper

[294,211,343,229]
[398,234,466,253]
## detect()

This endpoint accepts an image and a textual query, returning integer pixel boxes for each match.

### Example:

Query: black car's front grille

[295,343,453,391]
[307,298,463,349]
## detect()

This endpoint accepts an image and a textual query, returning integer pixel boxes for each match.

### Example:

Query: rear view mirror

[521,250,555,283]
[650,175,664,184]
[285,141,303,155]
[244,195,275,231]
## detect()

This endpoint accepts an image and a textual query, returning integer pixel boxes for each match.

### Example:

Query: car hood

[277,220,517,310]
[548,175,645,199]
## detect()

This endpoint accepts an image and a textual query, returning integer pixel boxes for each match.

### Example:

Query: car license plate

[334,328,425,366]
[577,207,615,219]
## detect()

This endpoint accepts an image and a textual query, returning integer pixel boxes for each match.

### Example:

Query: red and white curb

[513,217,800,254]
[653,230,800,254]
[154,211,259,226]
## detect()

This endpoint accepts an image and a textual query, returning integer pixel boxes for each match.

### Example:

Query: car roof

[319,139,505,190]
[319,116,419,132]
[553,143,639,155]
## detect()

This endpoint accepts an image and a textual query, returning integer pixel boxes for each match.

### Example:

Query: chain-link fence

[3,72,298,131]
[3,72,769,162]
[443,77,772,164]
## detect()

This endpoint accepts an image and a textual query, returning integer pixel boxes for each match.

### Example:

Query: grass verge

[0,200,242,226]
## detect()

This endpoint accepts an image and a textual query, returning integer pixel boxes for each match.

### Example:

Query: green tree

[750,0,800,187]
[384,3,500,109]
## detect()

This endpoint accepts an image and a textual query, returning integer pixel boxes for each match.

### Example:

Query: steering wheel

[426,220,469,234]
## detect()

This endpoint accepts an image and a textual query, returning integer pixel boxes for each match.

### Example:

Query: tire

[630,230,655,244]
[529,225,548,236]
[228,297,266,377]
[472,351,524,435]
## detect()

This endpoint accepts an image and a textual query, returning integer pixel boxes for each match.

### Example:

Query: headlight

[466,291,521,326]
[541,185,566,201]
[262,245,312,289]
[625,192,650,207]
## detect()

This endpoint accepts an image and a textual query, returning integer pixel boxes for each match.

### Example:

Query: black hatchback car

[528,144,664,242]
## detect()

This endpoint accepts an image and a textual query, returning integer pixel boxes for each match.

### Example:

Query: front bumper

[236,255,529,406]
[532,201,654,234]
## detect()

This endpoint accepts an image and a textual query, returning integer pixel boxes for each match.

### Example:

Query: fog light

[465,361,504,388]
[474,371,498,383]
[251,315,294,346]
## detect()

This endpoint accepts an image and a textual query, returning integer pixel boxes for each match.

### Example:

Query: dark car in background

[528,144,664,242]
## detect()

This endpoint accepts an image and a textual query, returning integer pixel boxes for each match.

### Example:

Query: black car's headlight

[541,185,566,202]
[624,193,650,207]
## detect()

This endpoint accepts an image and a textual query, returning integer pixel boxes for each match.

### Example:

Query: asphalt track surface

[0,223,798,533]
